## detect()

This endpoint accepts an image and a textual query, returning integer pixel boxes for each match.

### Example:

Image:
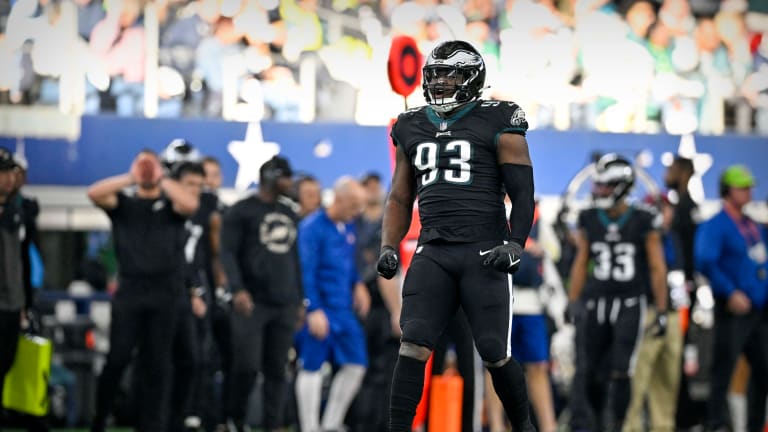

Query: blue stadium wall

[1,115,767,200]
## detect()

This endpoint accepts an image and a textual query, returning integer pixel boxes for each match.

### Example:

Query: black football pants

[229,301,298,429]
[93,277,179,432]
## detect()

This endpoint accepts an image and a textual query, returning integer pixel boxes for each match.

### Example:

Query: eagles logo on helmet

[161,139,202,178]
[422,40,486,113]
[591,153,635,209]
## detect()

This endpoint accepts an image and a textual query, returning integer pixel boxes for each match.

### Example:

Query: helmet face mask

[423,41,485,113]
[591,154,635,209]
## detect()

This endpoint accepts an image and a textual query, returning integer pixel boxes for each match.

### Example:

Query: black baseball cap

[0,147,15,171]
[260,155,293,179]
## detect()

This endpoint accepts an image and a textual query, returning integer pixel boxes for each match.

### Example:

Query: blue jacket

[695,209,768,308]
[299,209,361,312]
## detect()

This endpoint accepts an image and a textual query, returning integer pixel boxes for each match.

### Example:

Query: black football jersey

[390,100,528,243]
[183,191,220,288]
[579,205,661,298]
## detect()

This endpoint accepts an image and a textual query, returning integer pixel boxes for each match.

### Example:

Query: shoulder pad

[480,100,528,131]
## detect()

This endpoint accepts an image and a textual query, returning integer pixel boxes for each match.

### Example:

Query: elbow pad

[500,163,535,246]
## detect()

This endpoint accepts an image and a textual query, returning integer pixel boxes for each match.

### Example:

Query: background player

[565,153,668,432]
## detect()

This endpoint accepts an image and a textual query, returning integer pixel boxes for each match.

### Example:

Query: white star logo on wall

[228,122,281,191]
[662,134,713,204]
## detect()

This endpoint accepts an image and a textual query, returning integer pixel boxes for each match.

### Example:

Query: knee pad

[400,318,434,350]
[399,342,432,361]
[476,336,507,365]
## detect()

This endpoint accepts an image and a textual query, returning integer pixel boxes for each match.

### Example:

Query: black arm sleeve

[501,163,535,247]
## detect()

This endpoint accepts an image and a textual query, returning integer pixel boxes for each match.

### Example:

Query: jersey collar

[597,205,635,230]
[426,101,479,130]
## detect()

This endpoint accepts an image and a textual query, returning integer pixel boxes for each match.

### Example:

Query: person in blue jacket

[295,176,371,432]
[695,165,768,432]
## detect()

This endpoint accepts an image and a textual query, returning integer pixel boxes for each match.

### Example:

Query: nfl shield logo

[439,121,448,131]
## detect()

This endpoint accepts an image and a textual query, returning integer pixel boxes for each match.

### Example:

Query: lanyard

[724,206,761,247]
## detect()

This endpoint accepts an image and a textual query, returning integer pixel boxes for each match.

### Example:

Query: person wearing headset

[695,165,768,432]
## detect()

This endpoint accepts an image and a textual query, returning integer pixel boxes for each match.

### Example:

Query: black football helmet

[422,40,486,113]
[591,153,635,209]
[161,139,202,172]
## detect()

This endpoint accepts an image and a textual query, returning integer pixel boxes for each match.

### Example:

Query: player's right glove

[376,245,399,280]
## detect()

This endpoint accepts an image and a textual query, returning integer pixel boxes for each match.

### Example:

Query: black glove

[377,245,400,280]
[564,301,584,324]
[482,242,523,274]
[648,310,668,338]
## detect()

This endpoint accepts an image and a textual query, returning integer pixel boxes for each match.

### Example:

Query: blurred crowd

[0,0,767,133]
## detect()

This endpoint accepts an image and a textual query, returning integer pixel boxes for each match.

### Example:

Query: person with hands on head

[87,149,199,432]
[694,165,768,432]
[295,176,370,432]
[377,39,537,432]
[219,155,303,432]
[565,154,668,432]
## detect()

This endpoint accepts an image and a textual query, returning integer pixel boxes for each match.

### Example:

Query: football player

[376,40,537,432]
[565,154,668,432]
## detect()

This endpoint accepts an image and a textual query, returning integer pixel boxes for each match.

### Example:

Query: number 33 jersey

[390,100,528,244]
[579,205,662,298]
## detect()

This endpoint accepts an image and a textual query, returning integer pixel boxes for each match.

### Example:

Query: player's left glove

[482,242,523,274]
[648,310,668,338]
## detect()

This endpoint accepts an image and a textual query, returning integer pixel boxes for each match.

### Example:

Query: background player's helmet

[161,139,202,173]
[591,153,635,209]
[422,40,486,113]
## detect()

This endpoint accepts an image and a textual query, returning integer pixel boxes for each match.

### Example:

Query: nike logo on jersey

[479,249,493,256]
[435,131,452,137]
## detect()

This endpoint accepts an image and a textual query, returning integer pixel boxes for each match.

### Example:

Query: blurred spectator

[89,0,147,116]
[349,172,402,432]
[742,33,768,133]
[0,147,24,427]
[260,65,302,122]
[10,153,42,308]
[279,0,323,63]
[295,174,322,219]
[295,176,369,432]
[576,11,655,132]
[659,0,696,36]
[647,22,705,134]
[220,156,303,432]
[694,165,768,432]
[75,0,105,40]
[193,16,246,117]
[497,0,577,129]
[87,149,199,432]
[693,17,736,134]
[202,155,224,192]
